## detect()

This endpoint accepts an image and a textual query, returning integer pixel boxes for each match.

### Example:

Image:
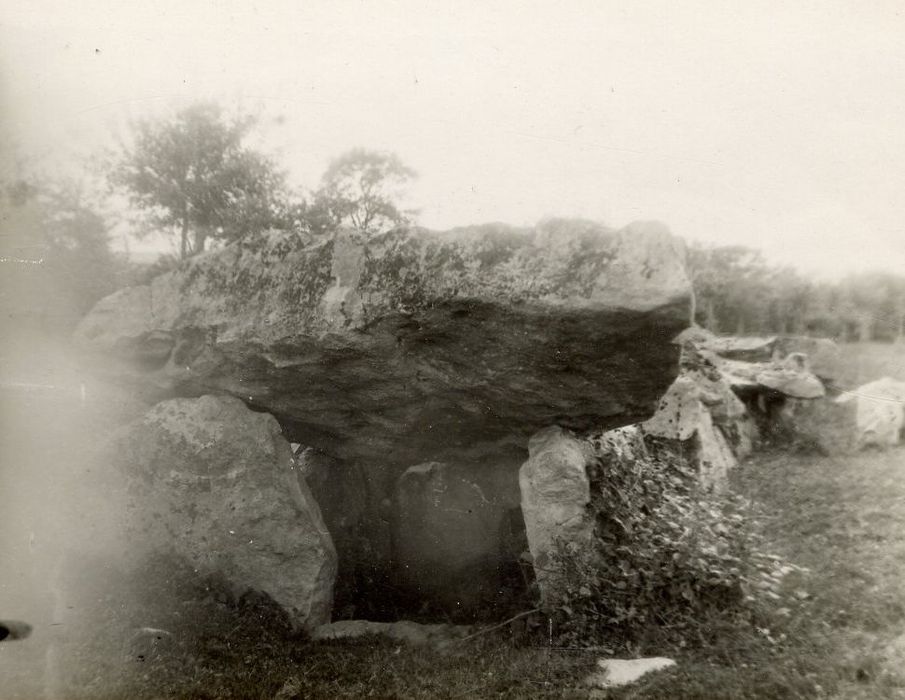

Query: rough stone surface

[520,360,749,603]
[586,657,677,689]
[755,367,825,400]
[646,342,754,484]
[520,416,734,604]
[837,378,905,449]
[108,395,337,629]
[74,222,691,468]
[519,426,596,604]
[773,336,841,382]
[694,331,841,382]
[702,335,777,362]
[394,460,524,615]
[642,375,737,492]
[292,446,382,618]
[714,356,824,399]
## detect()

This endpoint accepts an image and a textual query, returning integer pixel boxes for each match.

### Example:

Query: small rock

[586,657,677,689]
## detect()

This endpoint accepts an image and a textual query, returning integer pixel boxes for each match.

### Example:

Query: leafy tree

[0,177,125,330]
[110,102,292,259]
[688,244,774,335]
[314,149,416,235]
[688,242,905,342]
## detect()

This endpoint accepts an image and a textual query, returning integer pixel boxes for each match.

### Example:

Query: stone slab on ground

[586,657,677,689]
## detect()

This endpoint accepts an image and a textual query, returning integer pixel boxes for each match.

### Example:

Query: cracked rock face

[74,221,691,468]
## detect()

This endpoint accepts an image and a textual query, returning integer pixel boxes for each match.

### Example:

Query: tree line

[2,100,902,343]
[689,243,905,343]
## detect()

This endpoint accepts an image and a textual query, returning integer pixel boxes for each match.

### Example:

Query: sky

[1,0,904,277]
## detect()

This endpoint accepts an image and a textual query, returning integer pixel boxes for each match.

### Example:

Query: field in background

[834,341,905,391]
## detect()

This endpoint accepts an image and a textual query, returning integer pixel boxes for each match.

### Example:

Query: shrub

[548,440,800,649]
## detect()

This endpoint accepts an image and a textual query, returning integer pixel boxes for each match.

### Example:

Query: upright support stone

[519,427,594,605]
[108,395,337,630]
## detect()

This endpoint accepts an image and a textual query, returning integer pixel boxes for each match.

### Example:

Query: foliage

[548,443,802,649]
[688,242,905,342]
[313,148,416,235]
[0,177,126,330]
[110,102,296,258]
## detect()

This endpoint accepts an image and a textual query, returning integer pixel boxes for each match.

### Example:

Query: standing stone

[109,395,337,629]
[519,427,596,605]
[837,378,905,449]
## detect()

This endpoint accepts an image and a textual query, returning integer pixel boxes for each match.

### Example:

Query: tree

[0,176,125,330]
[314,149,416,235]
[110,102,292,259]
[687,244,774,335]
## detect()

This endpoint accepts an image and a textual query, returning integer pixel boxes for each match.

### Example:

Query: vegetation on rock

[546,439,800,650]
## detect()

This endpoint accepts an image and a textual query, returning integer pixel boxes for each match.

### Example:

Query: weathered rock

[586,657,676,690]
[108,395,337,629]
[291,446,383,618]
[394,459,524,616]
[755,367,825,400]
[642,375,737,491]
[74,222,691,469]
[680,328,836,398]
[520,408,739,603]
[837,378,905,449]
[773,336,841,382]
[519,426,597,604]
[644,342,754,485]
[311,619,471,647]
[702,335,777,362]
[714,356,824,400]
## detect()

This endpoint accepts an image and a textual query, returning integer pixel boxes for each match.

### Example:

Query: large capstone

[75,219,692,617]
[107,395,337,629]
[74,221,691,466]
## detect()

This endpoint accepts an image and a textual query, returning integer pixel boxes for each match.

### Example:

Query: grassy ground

[834,341,905,390]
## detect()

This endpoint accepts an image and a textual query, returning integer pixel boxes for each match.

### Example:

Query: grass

[833,341,905,391]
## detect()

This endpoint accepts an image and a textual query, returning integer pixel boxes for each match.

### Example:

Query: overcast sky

[2,0,904,277]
